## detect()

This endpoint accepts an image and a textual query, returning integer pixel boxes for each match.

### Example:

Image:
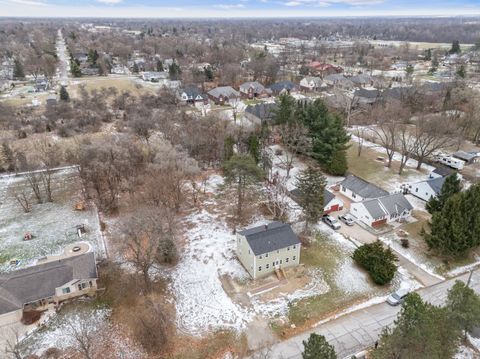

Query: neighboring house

[452,151,479,165]
[236,222,301,279]
[207,86,240,105]
[290,188,344,214]
[239,81,271,99]
[73,52,88,64]
[354,88,381,105]
[339,174,389,202]
[141,71,168,82]
[429,166,456,179]
[244,103,278,125]
[0,252,98,327]
[324,74,354,90]
[299,76,324,92]
[350,193,413,228]
[409,177,446,202]
[35,78,49,92]
[269,81,299,96]
[350,74,374,88]
[308,62,343,77]
[180,86,208,104]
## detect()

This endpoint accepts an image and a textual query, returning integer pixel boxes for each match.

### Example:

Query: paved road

[263,270,480,359]
[55,29,70,84]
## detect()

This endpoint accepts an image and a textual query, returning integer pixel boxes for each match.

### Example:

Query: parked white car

[387,288,410,306]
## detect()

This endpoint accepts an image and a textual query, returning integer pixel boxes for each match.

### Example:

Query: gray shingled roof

[289,188,335,207]
[207,86,240,99]
[361,193,412,219]
[362,198,387,219]
[354,88,380,99]
[239,81,265,93]
[340,175,389,199]
[0,252,97,315]
[378,193,413,215]
[432,166,455,177]
[427,177,446,194]
[238,222,300,256]
[270,81,297,93]
[245,103,278,121]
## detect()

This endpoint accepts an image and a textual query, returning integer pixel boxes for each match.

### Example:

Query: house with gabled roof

[339,174,389,202]
[409,177,445,202]
[0,252,98,327]
[299,76,325,92]
[180,86,208,105]
[207,86,240,105]
[239,81,271,99]
[350,193,413,228]
[236,222,301,279]
[269,81,299,96]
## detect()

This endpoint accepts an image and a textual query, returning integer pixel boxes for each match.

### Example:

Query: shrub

[353,241,397,285]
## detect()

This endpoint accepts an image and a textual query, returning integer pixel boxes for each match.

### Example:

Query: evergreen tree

[169,61,181,80]
[426,174,462,214]
[352,241,397,285]
[424,48,432,61]
[132,62,139,74]
[87,49,99,67]
[204,66,214,81]
[156,59,164,72]
[298,100,350,175]
[247,135,261,164]
[425,184,480,258]
[13,58,25,79]
[70,60,82,77]
[446,280,480,340]
[449,40,461,54]
[223,135,235,162]
[328,149,348,176]
[59,86,70,101]
[302,333,337,359]
[456,65,466,79]
[406,64,414,77]
[223,154,263,219]
[294,166,326,230]
[273,94,297,125]
[372,293,460,359]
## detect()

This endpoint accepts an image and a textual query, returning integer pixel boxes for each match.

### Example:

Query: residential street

[55,29,70,84]
[261,270,480,359]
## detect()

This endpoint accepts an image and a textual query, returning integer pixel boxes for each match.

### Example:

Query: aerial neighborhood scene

[1,0,480,358]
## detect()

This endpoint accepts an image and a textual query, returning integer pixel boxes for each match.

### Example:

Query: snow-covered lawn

[0,168,102,271]
[19,303,146,358]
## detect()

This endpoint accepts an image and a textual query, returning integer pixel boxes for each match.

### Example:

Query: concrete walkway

[259,270,480,359]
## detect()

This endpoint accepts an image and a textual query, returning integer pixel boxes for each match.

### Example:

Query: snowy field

[0,168,102,271]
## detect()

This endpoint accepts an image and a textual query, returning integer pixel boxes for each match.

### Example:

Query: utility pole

[466,269,474,288]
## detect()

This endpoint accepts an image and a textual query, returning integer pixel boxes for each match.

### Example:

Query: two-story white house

[236,222,301,279]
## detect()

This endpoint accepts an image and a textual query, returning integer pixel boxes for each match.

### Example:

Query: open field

[0,167,103,271]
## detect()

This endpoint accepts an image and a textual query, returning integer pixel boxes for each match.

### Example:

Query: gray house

[207,86,240,105]
[0,252,98,327]
[244,103,278,125]
[236,222,301,279]
[339,174,389,202]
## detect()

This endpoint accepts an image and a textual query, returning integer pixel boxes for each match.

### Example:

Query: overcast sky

[1,0,480,18]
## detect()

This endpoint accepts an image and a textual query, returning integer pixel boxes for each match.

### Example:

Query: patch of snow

[378,236,445,281]
[468,333,480,352]
[447,260,480,278]
[454,345,479,359]
[170,208,253,335]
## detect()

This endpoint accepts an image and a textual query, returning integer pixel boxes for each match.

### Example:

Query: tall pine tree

[425,183,480,258]
[426,173,462,214]
[302,333,336,359]
[295,166,326,230]
[13,58,25,79]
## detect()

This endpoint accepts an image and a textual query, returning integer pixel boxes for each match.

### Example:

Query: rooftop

[0,252,97,315]
[340,174,389,199]
[238,222,300,256]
